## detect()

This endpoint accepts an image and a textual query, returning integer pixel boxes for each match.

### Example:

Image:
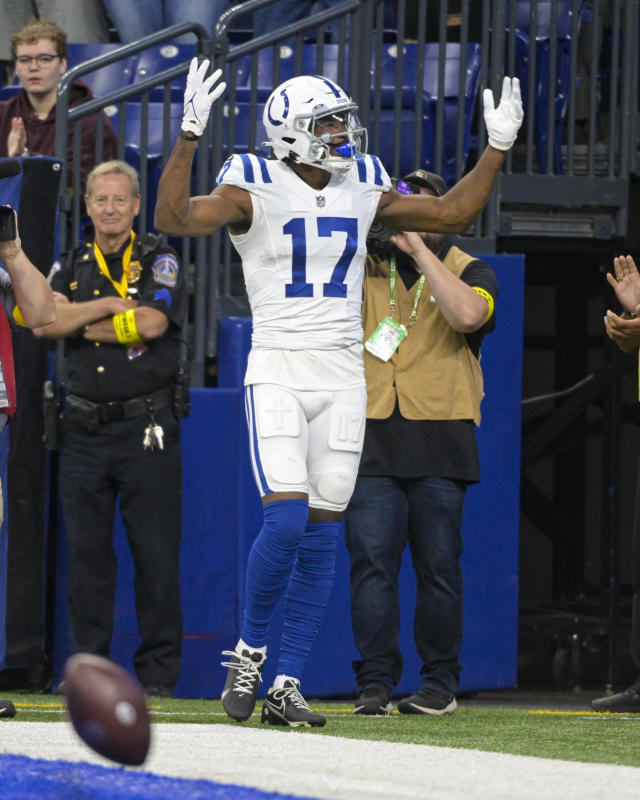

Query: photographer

[344,170,497,716]
[0,202,55,432]
[0,204,55,717]
[0,205,55,333]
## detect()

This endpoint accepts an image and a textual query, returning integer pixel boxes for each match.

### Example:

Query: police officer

[34,160,186,696]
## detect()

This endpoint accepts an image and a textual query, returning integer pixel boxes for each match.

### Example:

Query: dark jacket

[0,80,117,189]
[51,234,186,402]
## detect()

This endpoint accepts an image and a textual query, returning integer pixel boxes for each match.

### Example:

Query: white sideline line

[3,721,640,799]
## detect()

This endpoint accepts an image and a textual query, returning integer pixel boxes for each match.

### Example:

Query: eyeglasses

[15,54,60,67]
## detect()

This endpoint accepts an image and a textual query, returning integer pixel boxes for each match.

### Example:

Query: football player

[155,61,523,727]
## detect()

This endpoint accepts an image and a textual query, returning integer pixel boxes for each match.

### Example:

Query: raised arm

[376,77,524,233]
[390,231,489,332]
[154,58,250,237]
[0,209,56,328]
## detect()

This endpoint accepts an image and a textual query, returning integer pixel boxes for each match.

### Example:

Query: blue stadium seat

[132,43,196,101]
[235,45,296,102]
[376,42,481,111]
[300,44,349,85]
[106,101,184,160]
[67,43,138,98]
[221,102,268,157]
[508,0,584,173]
[0,85,19,102]
[105,101,184,226]
[235,44,349,104]
[374,42,481,184]
[369,109,435,183]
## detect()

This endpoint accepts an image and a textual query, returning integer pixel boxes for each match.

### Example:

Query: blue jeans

[103,0,229,43]
[253,0,346,37]
[344,475,465,695]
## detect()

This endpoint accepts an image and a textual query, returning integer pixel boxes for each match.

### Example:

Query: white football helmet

[262,75,367,174]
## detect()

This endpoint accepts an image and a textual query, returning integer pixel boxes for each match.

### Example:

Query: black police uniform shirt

[50,234,186,402]
[358,247,498,483]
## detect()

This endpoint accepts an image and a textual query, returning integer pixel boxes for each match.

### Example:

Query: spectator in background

[592,253,640,712]
[0,18,117,191]
[344,170,497,716]
[103,1,231,44]
[252,0,352,37]
[394,0,483,42]
[0,1,110,84]
[0,207,57,416]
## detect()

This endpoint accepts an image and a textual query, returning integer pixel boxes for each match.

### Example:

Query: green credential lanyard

[389,253,425,329]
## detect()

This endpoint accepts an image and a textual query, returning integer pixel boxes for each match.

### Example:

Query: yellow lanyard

[389,254,425,329]
[93,232,135,299]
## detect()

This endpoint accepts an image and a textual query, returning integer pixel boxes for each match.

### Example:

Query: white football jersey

[216,153,391,351]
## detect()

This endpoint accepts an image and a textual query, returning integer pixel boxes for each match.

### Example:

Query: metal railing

[54,0,640,384]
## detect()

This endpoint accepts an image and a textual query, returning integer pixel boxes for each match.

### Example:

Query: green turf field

[4,694,639,769]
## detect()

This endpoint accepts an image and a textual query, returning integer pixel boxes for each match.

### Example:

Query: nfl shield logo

[316,195,326,208]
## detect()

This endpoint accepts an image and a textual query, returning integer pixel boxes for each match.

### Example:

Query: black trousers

[59,405,183,689]
[632,466,640,669]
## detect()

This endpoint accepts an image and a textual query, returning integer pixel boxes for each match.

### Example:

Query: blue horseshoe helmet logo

[267,88,290,126]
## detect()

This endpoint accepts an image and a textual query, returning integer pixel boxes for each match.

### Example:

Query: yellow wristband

[113,309,141,344]
[12,306,25,327]
[472,286,495,323]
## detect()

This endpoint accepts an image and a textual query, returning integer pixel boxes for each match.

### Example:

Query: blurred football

[63,653,151,766]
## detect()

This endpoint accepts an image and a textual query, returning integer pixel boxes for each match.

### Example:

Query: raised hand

[7,117,27,158]
[483,77,524,151]
[181,58,226,139]
[606,255,640,314]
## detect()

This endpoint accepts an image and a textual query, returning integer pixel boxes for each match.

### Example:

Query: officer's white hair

[86,160,140,197]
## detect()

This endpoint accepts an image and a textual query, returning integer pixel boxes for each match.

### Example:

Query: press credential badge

[364,316,407,361]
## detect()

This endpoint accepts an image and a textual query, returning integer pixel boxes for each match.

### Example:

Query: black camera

[366,219,397,256]
[0,206,16,242]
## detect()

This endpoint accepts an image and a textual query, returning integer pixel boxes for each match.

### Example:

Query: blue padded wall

[51,253,524,698]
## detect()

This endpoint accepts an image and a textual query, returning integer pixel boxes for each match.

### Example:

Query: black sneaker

[0,699,16,718]
[354,687,392,716]
[397,688,457,715]
[220,648,266,721]
[592,682,640,713]
[261,678,326,728]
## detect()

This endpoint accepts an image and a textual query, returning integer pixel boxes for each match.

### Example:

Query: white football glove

[482,76,524,151]
[182,57,226,138]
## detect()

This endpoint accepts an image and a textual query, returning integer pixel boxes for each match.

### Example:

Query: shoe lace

[278,681,311,711]
[221,650,263,695]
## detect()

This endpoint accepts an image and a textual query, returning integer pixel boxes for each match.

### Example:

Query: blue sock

[277,520,341,680]
[241,499,309,647]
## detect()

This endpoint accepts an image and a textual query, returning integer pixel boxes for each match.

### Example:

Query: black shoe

[261,678,326,728]
[354,687,392,716]
[398,688,457,715]
[144,685,173,698]
[0,699,16,718]
[220,648,266,721]
[592,682,640,713]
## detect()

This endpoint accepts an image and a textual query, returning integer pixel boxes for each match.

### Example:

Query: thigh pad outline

[327,403,366,453]
[256,389,301,438]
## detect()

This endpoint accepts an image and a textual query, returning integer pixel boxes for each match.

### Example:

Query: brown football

[63,653,151,766]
